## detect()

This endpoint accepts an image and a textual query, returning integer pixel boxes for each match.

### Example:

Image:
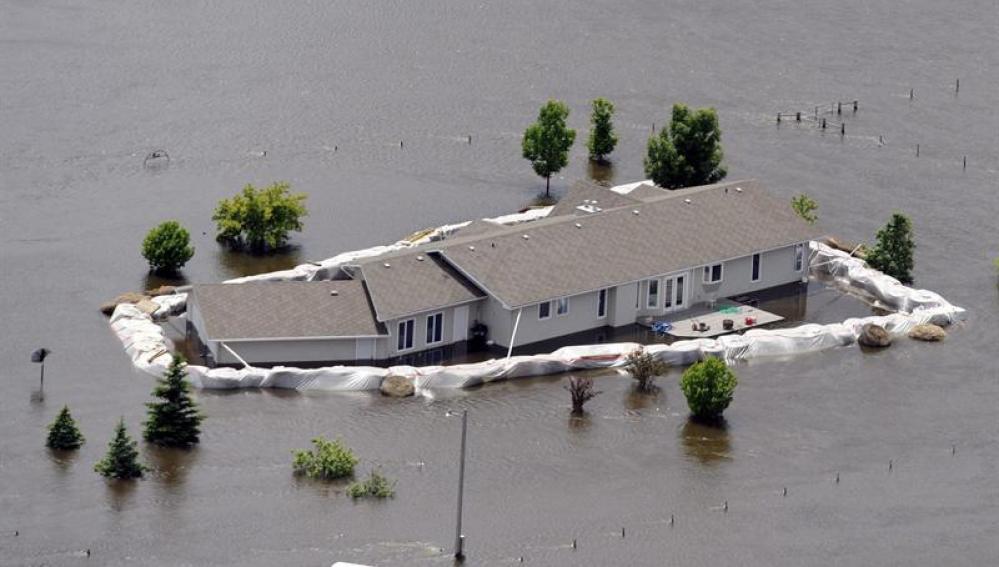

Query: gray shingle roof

[438,180,824,308]
[548,180,640,217]
[192,280,385,340]
[359,252,485,322]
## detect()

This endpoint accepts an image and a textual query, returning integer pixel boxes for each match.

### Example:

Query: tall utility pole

[454,410,468,561]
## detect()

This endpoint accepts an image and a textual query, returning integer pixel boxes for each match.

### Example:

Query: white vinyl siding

[425,312,443,345]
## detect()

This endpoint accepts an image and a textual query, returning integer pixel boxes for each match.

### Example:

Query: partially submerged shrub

[347,469,396,499]
[142,221,194,274]
[791,194,818,224]
[565,376,601,415]
[625,348,669,392]
[292,437,358,480]
[680,357,738,421]
[213,182,307,253]
[866,212,915,284]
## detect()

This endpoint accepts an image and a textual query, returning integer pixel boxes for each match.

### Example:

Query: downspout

[506,308,523,360]
[220,341,250,369]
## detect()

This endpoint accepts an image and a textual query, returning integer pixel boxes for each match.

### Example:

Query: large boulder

[858,324,892,348]
[380,374,415,397]
[99,292,150,316]
[909,324,946,342]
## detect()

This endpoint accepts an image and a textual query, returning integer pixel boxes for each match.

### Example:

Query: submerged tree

[347,468,396,499]
[586,98,618,163]
[144,355,204,447]
[46,405,85,450]
[95,418,147,479]
[625,348,669,392]
[791,194,818,224]
[644,103,726,189]
[292,437,358,480]
[679,357,738,421]
[866,212,915,284]
[522,100,576,197]
[565,376,601,415]
[142,220,194,275]
[213,182,308,253]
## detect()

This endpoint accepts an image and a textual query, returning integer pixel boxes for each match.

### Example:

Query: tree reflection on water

[680,418,732,465]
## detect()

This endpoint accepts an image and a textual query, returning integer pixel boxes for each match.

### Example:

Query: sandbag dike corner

[108,236,966,395]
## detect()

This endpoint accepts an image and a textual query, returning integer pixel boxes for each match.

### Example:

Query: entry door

[663,273,688,313]
[453,305,470,342]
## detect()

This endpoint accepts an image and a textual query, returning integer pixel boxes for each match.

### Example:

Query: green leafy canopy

[586,97,618,162]
[292,436,358,480]
[680,357,738,420]
[142,221,194,274]
[791,194,818,224]
[866,212,915,284]
[213,182,308,253]
[644,103,726,189]
[522,100,576,196]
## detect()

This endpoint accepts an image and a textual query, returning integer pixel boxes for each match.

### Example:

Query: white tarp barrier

[110,239,966,393]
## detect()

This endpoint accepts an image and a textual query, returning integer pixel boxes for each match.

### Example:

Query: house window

[664,278,674,308]
[752,253,762,282]
[794,243,805,272]
[556,296,570,316]
[538,301,551,320]
[647,279,659,308]
[397,319,414,351]
[597,289,607,318]
[426,312,444,345]
[703,263,723,284]
[676,275,685,307]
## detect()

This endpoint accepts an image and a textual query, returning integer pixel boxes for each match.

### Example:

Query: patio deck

[638,299,784,339]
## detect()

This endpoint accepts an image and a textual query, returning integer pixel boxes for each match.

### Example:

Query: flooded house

[187,179,823,367]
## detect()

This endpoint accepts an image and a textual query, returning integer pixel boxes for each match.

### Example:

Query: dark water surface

[2,1,998,565]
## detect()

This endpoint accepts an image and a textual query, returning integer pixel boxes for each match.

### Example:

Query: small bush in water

[142,220,194,275]
[680,357,738,421]
[46,405,85,450]
[625,348,669,392]
[292,437,358,480]
[347,469,396,499]
[565,376,601,415]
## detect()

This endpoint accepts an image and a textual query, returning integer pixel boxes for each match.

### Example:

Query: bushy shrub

[346,469,396,499]
[791,194,818,224]
[679,357,738,420]
[625,348,669,392]
[213,182,307,253]
[142,221,194,274]
[292,437,358,480]
[565,376,601,415]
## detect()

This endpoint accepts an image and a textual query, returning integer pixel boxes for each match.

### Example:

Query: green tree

[522,100,576,197]
[625,348,669,392]
[346,468,396,499]
[94,418,147,479]
[586,98,618,163]
[866,213,915,284]
[144,354,204,447]
[292,437,358,480]
[680,357,738,421]
[791,194,818,224]
[213,182,308,253]
[142,221,194,274]
[46,405,85,450]
[644,103,726,189]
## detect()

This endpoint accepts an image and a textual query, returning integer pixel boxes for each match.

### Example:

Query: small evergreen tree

[95,418,147,479]
[680,357,738,421]
[144,354,204,447]
[791,194,818,224]
[292,437,358,480]
[46,405,85,450]
[866,213,915,284]
[586,98,618,163]
[142,221,194,275]
[522,100,576,197]
[644,103,726,189]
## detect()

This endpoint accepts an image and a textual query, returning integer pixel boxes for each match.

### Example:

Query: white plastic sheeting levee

[110,239,965,393]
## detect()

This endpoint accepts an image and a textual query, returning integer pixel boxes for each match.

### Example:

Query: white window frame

[597,288,608,319]
[556,296,570,317]
[425,312,444,345]
[751,253,762,282]
[793,243,805,272]
[646,279,659,308]
[538,301,552,320]
[397,318,415,351]
[702,263,724,284]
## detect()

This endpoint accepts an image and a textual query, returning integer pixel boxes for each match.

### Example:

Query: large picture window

[426,312,444,345]
[397,319,414,351]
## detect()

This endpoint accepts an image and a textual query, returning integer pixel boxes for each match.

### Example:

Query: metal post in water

[454,410,468,561]
[837,101,842,114]
[916,144,920,157]
[776,113,781,124]
[795,112,801,122]
[963,156,967,170]
[956,78,960,92]
[821,118,826,130]
[840,123,845,136]
[909,88,914,99]
[853,100,858,112]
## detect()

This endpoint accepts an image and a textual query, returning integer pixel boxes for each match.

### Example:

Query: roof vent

[735,186,743,193]
[416,255,424,261]
[330,290,339,296]
[468,245,475,251]
[383,262,391,268]
[522,234,530,240]
[684,198,692,204]
[632,209,640,215]
[490,242,496,248]
[574,222,582,228]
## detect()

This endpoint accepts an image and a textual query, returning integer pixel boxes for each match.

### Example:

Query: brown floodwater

[2,0,998,565]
